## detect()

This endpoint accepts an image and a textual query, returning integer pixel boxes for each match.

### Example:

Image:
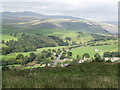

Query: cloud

[2,0,119,21]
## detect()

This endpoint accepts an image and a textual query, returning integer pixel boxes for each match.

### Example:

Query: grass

[20,65,46,70]
[0,43,7,48]
[48,30,93,43]
[8,64,21,67]
[2,62,119,88]
[70,44,118,58]
[2,34,17,41]
[35,46,67,53]
[94,40,118,45]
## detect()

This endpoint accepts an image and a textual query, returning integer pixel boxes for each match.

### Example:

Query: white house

[94,49,99,51]
[104,57,120,62]
[111,57,120,62]
[53,52,56,55]
[104,57,111,61]
[78,60,84,63]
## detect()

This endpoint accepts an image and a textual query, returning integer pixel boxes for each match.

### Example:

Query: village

[15,48,120,69]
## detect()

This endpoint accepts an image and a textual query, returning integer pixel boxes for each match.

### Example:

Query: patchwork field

[70,44,118,58]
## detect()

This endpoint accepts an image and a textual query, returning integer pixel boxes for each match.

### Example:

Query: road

[52,46,83,67]
[52,52,63,67]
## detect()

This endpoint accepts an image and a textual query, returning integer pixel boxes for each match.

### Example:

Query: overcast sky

[1,0,119,21]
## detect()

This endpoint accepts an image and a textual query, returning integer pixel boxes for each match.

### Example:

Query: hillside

[2,12,118,35]
[2,62,118,88]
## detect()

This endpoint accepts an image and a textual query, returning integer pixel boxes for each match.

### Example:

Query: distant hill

[102,21,118,26]
[1,11,118,35]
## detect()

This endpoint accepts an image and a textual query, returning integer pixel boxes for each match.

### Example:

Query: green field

[47,30,93,43]
[2,62,118,88]
[70,44,118,58]
[0,43,7,48]
[2,34,17,41]
[20,65,46,70]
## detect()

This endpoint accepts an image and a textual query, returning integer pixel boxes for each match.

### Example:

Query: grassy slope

[70,44,118,58]
[47,30,93,43]
[2,24,93,43]
[2,62,118,88]
[2,34,17,41]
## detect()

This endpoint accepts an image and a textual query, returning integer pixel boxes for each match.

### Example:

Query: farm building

[104,57,111,61]
[104,57,120,62]
[94,49,99,51]
[111,57,120,62]
[94,49,103,51]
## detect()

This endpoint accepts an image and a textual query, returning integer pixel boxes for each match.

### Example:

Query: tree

[94,53,103,62]
[60,54,66,59]
[51,57,54,60]
[77,35,81,38]
[2,60,7,66]
[41,50,48,53]
[111,52,120,57]
[62,48,66,51]
[42,59,51,66]
[2,47,11,55]
[82,53,90,59]
[65,37,71,41]
[48,49,51,52]
[72,41,77,45]
[70,59,79,64]
[7,59,17,65]
[46,52,52,58]
[52,49,56,53]
[29,52,36,61]
[16,54,24,60]
[22,56,30,65]
[1,40,5,44]
[103,52,111,57]
[76,55,81,59]
[67,52,72,58]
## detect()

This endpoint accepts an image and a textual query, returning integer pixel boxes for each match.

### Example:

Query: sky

[1,0,119,21]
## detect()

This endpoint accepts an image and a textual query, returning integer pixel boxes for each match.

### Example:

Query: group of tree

[103,52,120,57]
[92,34,117,42]
[2,34,69,55]
[65,37,72,41]
[2,52,37,66]
[48,36,69,46]
[60,51,73,59]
